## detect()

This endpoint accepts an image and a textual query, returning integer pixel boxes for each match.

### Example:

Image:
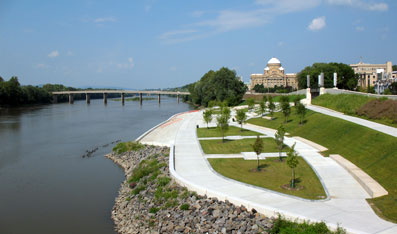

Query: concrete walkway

[307,105,397,137]
[171,111,397,234]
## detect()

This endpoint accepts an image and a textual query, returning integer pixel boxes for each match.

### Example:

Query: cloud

[355,26,365,31]
[94,17,117,23]
[327,0,388,11]
[308,16,326,31]
[48,50,59,58]
[117,57,135,69]
[34,63,49,69]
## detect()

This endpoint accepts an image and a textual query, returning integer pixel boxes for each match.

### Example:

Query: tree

[216,112,229,143]
[236,109,247,130]
[393,65,397,71]
[257,101,266,116]
[246,98,255,111]
[389,82,397,95]
[297,63,357,90]
[275,125,286,162]
[296,103,306,125]
[286,143,299,188]
[222,106,231,120]
[203,109,213,128]
[281,101,291,123]
[267,96,276,119]
[263,95,268,104]
[252,135,264,170]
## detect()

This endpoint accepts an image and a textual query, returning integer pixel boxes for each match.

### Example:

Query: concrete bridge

[51,90,190,105]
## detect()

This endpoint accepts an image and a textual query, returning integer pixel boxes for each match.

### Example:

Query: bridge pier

[86,94,90,104]
[121,93,125,105]
[158,94,161,104]
[52,95,58,104]
[177,94,179,104]
[103,93,108,105]
[139,93,143,105]
[68,94,74,104]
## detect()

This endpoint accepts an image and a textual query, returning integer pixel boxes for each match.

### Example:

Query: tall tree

[216,112,229,143]
[275,125,286,162]
[267,96,276,119]
[286,143,299,188]
[236,109,247,130]
[252,135,264,170]
[393,65,397,71]
[203,109,213,129]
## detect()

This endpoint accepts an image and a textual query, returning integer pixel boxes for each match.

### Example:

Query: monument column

[306,75,311,105]
[333,73,338,89]
[319,72,325,95]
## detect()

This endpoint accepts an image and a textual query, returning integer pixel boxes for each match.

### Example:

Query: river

[0,97,193,234]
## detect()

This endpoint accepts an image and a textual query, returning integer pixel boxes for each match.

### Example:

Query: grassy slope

[312,94,396,127]
[208,158,326,200]
[199,138,287,154]
[247,108,397,222]
[197,126,262,138]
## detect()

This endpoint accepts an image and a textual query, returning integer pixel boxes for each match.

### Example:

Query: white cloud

[308,16,326,31]
[117,57,135,69]
[356,26,365,31]
[94,17,117,23]
[327,0,388,11]
[48,50,59,58]
[34,63,49,69]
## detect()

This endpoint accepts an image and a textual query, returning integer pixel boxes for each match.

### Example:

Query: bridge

[51,90,190,105]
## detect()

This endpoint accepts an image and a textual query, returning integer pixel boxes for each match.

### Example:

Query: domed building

[250,57,298,90]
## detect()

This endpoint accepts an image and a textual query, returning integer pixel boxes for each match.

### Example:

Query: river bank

[106,145,274,233]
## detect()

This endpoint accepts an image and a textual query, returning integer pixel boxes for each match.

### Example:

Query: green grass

[208,158,326,200]
[271,215,346,234]
[312,94,396,127]
[239,94,305,105]
[113,141,144,154]
[197,126,262,137]
[199,138,288,154]
[247,108,397,222]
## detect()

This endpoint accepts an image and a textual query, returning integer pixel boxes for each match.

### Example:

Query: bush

[180,204,190,210]
[271,215,346,234]
[157,176,171,186]
[149,207,160,214]
[131,185,145,195]
[112,141,144,154]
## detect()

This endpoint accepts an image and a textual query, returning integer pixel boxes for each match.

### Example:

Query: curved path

[140,110,397,234]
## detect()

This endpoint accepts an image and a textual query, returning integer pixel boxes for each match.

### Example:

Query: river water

[0,97,193,234]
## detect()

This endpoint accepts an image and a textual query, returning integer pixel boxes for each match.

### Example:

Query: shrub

[180,204,190,210]
[131,185,145,195]
[112,141,144,154]
[149,207,160,214]
[271,215,346,234]
[157,176,171,186]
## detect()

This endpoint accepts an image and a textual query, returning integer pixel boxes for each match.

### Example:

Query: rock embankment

[106,145,273,234]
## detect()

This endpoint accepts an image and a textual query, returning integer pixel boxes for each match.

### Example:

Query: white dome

[279,67,284,70]
[264,67,270,71]
[267,57,281,64]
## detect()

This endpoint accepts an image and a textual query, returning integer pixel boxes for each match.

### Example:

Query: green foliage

[157,176,171,186]
[281,102,291,123]
[128,159,165,183]
[113,141,144,154]
[296,103,307,125]
[149,207,160,214]
[188,67,247,107]
[235,109,247,129]
[203,109,213,128]
[252,135,264,170]
[253,84,295,93]
[257,101,266,116]
[216,112,229,142]
[271,215,346,234]
[389,82,397,94]
[246,98,255,110]
[197,126,261,138]
[200,138,285,154]
[180,204,190,210]
[268,96,276,117]
[312,94,374,115]
[131,185,146,195]
[275,125,286,162]
[286,143,299,188]
[392,65,397,71]
[297,63,357,90]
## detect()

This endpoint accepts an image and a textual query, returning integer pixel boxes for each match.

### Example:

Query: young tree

[257,101,266,116]
[281,101,291,123]
[216,112,229,143]
[263,95,268,104]
[222,106,231,120]
[247,98,255,111]
[274,125,286,162]
[252,135,264,170]
[286,143,299,188]
[296,103,306,125]
[267,96,276,119]
[236,109,247,130]
[203,109,213,128]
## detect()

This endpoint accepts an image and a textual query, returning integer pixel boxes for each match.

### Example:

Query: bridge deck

[51,90,190,95]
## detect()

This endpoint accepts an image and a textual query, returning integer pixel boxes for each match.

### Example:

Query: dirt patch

[356,99,397,124]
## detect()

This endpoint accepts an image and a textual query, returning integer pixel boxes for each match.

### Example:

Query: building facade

[350,61,393,88]
[250,58,298,90]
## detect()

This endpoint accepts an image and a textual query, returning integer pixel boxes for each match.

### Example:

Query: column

[158,94,161,104]
[121,93,125,105]
[86,93,90,104]
[306,75,311,105]
[333,73,338,89]
[103,93,107,105]
[139,93,143,105]
[319,72,325,95]
[68,94,74,104]
[52,95,58,104]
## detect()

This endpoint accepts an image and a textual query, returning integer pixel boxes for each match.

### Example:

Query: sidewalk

[307,105,397,137]
[173,111,397,234]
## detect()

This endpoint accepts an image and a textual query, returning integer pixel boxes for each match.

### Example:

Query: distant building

[350,60,393,88]
[250,58,298,90]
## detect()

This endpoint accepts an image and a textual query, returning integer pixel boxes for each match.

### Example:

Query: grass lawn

[199,138,287,154]
[208,158,326,200]
[197,126,262,138]
[312,94,396,128]
[247,108,397,222]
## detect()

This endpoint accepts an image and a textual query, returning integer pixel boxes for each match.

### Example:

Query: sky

[0,0,395,89]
